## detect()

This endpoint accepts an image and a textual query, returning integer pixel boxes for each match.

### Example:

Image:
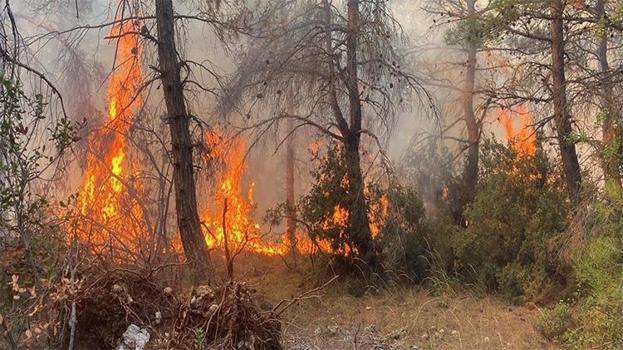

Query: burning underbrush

[47,266,281,349]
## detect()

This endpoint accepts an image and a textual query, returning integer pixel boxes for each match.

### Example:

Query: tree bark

[155,0,215,284]
[595,0,621,189]
[343,136,374,259]
[344,0,374,262]
[550,0,582,196]
[285,89,298,259]
[460,0,479,225]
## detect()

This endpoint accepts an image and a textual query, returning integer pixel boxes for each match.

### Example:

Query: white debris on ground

[116,324,150,350]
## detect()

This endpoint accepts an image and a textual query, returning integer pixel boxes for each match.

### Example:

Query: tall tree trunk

[459,0,479,226]
[344,0,374,262]
[155,0,215,284]
[285,89,298,259]
[550,0,582,196]
[595,0,621,189]
[343,137,374,259]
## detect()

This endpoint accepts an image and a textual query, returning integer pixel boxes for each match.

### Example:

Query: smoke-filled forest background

[2,0,623,349]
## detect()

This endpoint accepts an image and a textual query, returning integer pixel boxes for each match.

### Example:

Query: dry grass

[236,254,556,350]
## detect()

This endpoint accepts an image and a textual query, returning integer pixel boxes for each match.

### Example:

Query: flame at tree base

[200,134,389,258]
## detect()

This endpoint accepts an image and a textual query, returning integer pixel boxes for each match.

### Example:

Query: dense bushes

[287,139,573,299]
[450,140,570,301]
[274,144,431,280]
[278,136,623,350]
[538,184,623,348]
[1,78,76,348]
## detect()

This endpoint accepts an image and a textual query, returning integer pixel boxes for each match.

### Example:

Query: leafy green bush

[269,142,434,283]
[297,145,364,257]
[451,139,569,301]
[0,76,78,348]
[537,301,574,340]
[375,182,429,281]
[538,183,623,348]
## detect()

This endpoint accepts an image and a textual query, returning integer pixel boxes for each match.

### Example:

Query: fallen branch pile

[50,268,282,349]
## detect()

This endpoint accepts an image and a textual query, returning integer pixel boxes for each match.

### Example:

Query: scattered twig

[272,275,340,316]
[0,313,18,350]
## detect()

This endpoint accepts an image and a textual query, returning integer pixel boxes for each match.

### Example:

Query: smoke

[11,0,463,235]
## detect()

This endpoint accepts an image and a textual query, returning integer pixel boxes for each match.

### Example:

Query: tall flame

[76,14,147,257]
[201,131,285,256]
[498,105,536,158]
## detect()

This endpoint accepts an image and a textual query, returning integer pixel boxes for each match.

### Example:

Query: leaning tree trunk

[595,0,621,189]
[550,0,582,196]
[155,0,215,284]
[344,0,375,262]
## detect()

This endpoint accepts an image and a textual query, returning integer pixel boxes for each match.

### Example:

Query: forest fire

[69,7,393,259]
[370,195,389,238]
[201,131,285,256]
[5,1,618,348]
[199,136,390,257]
[75,16,147,257]
[498,105,537,158]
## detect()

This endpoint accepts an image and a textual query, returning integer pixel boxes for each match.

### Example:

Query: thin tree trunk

[595,0,621,188]
[285,89,298,259]
[344,0,374,262]
[550,0,582,196]
[222,198,233,280]
[155,0,215,284]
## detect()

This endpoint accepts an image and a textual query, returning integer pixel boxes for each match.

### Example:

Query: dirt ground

[238,255,556,350]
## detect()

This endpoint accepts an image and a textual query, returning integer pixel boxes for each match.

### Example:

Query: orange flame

[370,194,389,239]
[498,105,536,158]
[198,134,390,257]
[201,131,285,256]
[76,14,147,257]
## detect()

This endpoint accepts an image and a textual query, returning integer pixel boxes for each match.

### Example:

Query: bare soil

[237,255,556,350]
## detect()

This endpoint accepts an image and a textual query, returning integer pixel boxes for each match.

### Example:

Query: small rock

[116,324,150,350]
[163,287,173,295]
[365,306,372,310]
[451,329,459,336]
[327,325,338,336]
[155,311,162,325]
[484,336,490,343]
[112,284,123,293]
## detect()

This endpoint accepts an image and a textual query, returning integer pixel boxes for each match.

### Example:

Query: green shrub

[538,301,574,340]
[539,185,623,349]
[559,236,623,349]
[375,183,429,280]
[452,139,569,301]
